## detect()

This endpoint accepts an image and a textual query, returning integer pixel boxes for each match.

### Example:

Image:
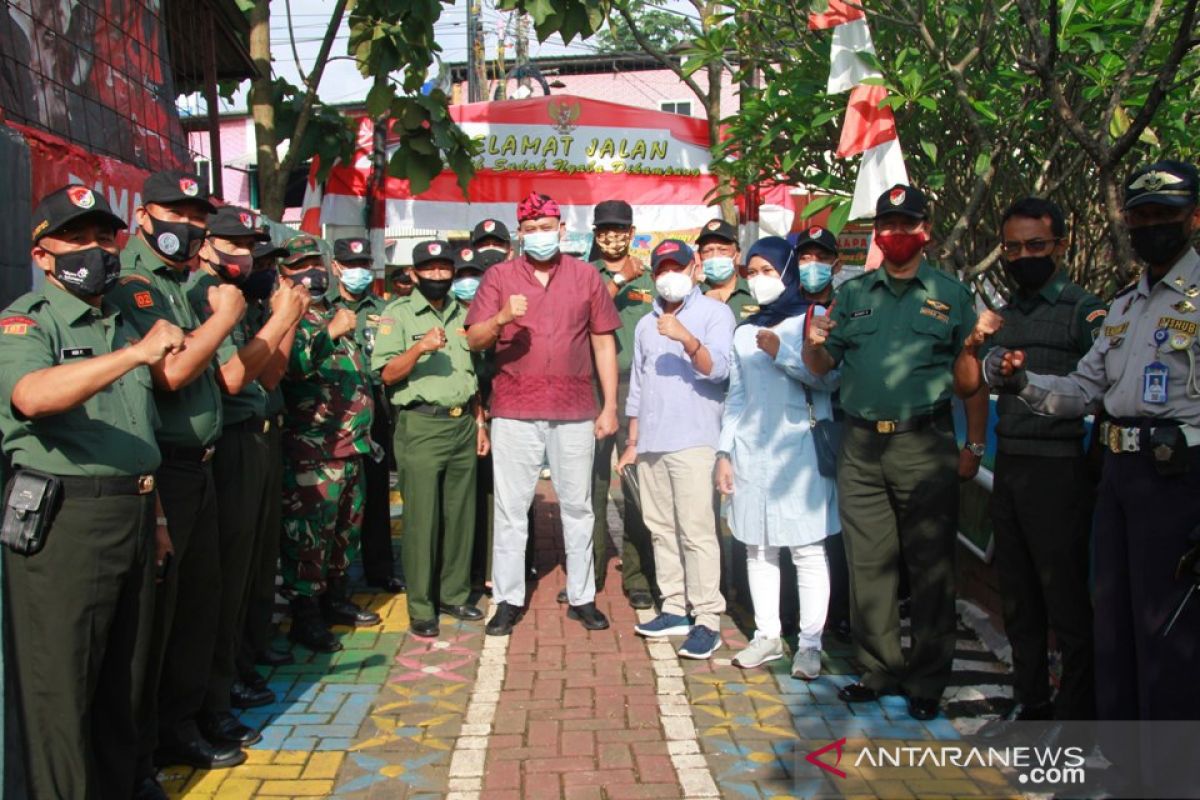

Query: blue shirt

[626,286,735,455]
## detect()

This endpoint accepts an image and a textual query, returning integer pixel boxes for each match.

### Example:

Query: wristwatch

[964,441,985,457]
[715,450,731,462]
[611,273,627,287]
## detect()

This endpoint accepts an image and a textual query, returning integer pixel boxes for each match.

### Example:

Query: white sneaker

[732,635,784,668]
[791,647,822,680]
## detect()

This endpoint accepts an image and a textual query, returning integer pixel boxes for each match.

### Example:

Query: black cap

[470,219,511,245]
[333,237,372,263]
[1124,160,1199,210]
[31,184,126,243]
[454,246,481,273]
[142,170,217,213]
[253,241,287,261]
[874,184,928,220]
[791,225,839,256]
[593,200,634,228]
[412,239,454,268]
[695,218,738,245]
[651,238,694,271]
[208,206,270,240]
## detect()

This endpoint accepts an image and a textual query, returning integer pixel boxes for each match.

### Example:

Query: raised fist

[965,309,1004,350]
[208,282,247,322]
[133,318,186,365]
[755,329,780,359]
[328,307,357,340]
[498,294,528,326]
[419,326,447,353]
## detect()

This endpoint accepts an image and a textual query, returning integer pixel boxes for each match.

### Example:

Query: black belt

[401,400,477,419]
[159,444,216,463]
[58,474,156,497]
[847,406,950,435]
[224,416,272,434]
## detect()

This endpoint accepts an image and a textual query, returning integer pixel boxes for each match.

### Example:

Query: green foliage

[590,2,693,54]
[263,78,358,183]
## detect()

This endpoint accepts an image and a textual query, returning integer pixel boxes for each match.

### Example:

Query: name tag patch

[60,347,93,359]
[1158,317,1198,336]
[850,308,873,319]
[1103,322,1129,338]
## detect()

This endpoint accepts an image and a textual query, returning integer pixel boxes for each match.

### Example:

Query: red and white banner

[303,95,721,234]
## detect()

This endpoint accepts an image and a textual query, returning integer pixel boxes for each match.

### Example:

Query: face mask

[1129,221,1191,266]
[207,249,254,284]
[290,267,328,296]
[522,230,560,261]
[702,256,735,283]
[145,214,206,263]
[340,267,374,295]
[654,271,693,303]
[1003,255,1056,292]
[595,231,632,260]
[417,276,453,302]
[452,276,481,301]
[797,261,833,293]
[241,268,276,301]
[50,246,121,297]
[874,229,928,265]
[748,274,786,306]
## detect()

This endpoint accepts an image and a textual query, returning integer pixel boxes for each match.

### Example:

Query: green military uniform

[824,261,976,701]
[280,304,374,597]
[185,269,272,717]
[591,259,657,596]
[331,291,401,587]
[0,283,159,799]
[108,234,225,756]
[371,291,478,622]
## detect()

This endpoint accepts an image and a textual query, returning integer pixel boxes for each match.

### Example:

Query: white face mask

[748,274,786,305]
[654,271,693,303]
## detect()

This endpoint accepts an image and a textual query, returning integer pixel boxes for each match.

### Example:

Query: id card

[1143,361,1169,404]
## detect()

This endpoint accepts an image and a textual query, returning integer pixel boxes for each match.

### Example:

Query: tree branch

[280,0,350,177]
[285,0,310,84]
[1103,0,1164,129]
[614,1,707,103]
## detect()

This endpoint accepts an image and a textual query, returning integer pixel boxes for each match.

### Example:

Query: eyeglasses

[1000,237,1061,257]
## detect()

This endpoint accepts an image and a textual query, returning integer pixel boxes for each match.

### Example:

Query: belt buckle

[137,475,155,494]
[448,406,464,418]
[876,420,896,434]
[1105,423,1121,454]
[1120,428,1140,453]
[202,446,216,463]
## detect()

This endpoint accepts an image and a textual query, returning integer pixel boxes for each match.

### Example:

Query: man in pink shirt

[466,192,621,636]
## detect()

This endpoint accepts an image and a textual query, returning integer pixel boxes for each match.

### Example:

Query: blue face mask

[702,256,735,283]
[452,276,481,301]
[339,266,374,295]
[522,230,560,261]
[797,261,833,293]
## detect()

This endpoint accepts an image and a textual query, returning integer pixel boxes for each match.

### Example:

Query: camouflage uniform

[280,304,374,597]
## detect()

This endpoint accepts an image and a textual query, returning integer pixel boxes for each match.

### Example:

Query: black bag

[619,463,642,516]
[804,385,843,478]
[1,468,63,555]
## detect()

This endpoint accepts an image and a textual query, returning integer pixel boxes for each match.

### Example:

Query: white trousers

[490,418,597,606]
[746,543,830,649]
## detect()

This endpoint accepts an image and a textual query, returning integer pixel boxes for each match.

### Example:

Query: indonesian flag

[808,0,866,30]
[300,159,323,235]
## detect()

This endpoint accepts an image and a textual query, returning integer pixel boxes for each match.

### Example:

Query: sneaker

[634,613,692,638]
[791,647,822,680]
[678,625,721,660]
[732,635,785,668]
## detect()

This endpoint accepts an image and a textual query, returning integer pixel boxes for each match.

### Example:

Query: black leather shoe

[441,604,484,621]
[230,679,275,709]
[626,590,654,610]
[156,733,246,770]
[567,602,610,631]
[322,576,383,626]
[837,682,880,703]
[240,671,269,692]
[255,648,294,667]
[486,602,523,636]
[289,596,343,652]
[556,589,568,604]
[410,618,440,638]
[199,710,263,746]
[907,696,940,721]
[134,776,169,800]
[368,576,407,594]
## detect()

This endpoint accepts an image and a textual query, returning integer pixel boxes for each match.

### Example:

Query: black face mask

[1003,255,1056,293]
[144,215,206,263]
[207,250,255,284]
[51,247,121,297]
[416,276,452,302]
[289,267,328,296]
[241,268,277,301]
[1129,221,1192,266]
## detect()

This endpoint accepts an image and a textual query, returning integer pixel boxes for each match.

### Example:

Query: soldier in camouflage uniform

[278,236,380,653]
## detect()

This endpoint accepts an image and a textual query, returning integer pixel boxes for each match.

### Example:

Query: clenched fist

[965,309,1004,350]
[983,347,1028,392]
[208,282,247,322]
[418,326,447,353]
[497,294,528,326]
[656,312,690,343]
[327,307,357,340]
[132,319,186,365]
[755,329,780,359]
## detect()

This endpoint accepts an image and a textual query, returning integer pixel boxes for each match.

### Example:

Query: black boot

[321,577,382,627]
[289,595,343,652]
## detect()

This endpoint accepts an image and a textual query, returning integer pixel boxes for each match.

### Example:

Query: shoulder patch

[0,315,37,335]
[119,274,152,286]
[1085,309,1107,323]
[134,291,154,309]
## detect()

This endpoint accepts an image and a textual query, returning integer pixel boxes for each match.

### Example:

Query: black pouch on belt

[1149,426,1189,477]
[0,469,63,555]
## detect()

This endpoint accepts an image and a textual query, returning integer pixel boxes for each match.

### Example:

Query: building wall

[187,118,255,210]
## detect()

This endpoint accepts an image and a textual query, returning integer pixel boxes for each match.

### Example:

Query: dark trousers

[205,425,269,712]
[238,421,283,677]
[5,490,154,800]
[992,451,1095,718]
[839,418,959,700]
[141,459,221,755]
[360,397,399,585]
[591,430,656,593]
[1093,447,1200,720]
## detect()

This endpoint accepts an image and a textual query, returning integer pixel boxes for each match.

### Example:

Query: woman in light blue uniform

[715,236,840,679]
